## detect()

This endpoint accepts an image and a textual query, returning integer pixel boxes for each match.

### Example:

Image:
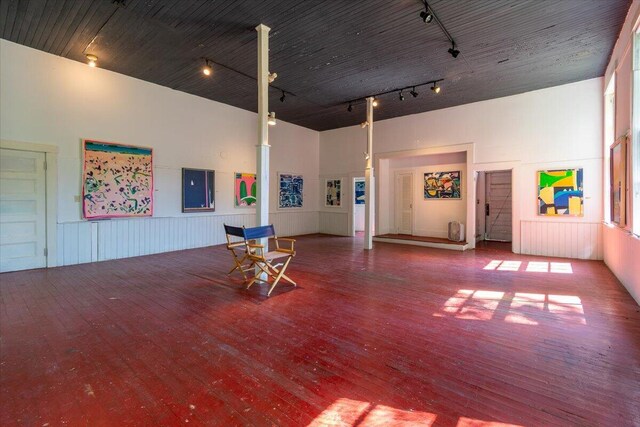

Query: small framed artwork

[325,179,342,207]
[235,172,257,207]
[355,179,365,205]
[278,173,303,208]
[424,171,461,199]
[182,168,215,212]
[537,168,583,216]
[610,136,627,225]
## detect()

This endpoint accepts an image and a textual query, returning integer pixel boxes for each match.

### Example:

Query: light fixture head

[372,98,379,107]
[410,87,418,98]
[448,43,460,58]
[360,121,369,128]
[347,102,353,112]
[86,54,98,67]
[202,59,212,76]
[267,112,277,126]
[399,90,405,101]
[280,90,286,103]
[431,82,441,94]
[268,72,278,83]
[420,10,433,24]
[363,152,370,160]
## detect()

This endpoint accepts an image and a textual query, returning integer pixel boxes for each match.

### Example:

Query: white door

[396,172,413,234]
[485,170,512,242]
[0,149,47,272]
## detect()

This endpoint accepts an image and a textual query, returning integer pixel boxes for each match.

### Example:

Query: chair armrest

[274,237,295,252]
[227,242,246,249]
[277,238,296,242]
[247,243,264,248]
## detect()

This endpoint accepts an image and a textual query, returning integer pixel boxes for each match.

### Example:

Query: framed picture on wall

[355,179,365,205]
[182,168,215,212]
[325,179,342,207]
[537,168,583,216]
[82,139,153,219]
[278,173,303,208]
[235,172,257,207]
[424,171,461,199]
[610,136,627,225]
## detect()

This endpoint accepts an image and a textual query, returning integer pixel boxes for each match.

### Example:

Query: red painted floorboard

[1,234,639,426]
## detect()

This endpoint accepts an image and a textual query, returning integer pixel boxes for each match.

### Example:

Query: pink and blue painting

[279,173,303,208]
[235,173,257,207]
[82,140,153,219]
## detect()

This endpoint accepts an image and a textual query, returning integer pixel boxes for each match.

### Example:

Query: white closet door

[396,172,413,234]
[485,171,512,242]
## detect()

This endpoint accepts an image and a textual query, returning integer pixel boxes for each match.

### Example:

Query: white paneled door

[396,172,413,234]
[485,170,512,242]
[0,149,47,272]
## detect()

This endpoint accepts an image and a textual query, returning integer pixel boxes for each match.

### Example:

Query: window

[604,77,615,224]
[633,29,640,235]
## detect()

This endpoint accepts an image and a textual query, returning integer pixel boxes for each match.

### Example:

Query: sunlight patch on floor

[457,417,524,427]
[484,260,573,274]
[307,398,437,426]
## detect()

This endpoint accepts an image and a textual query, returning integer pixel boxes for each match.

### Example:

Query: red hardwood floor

[1,234,639,426]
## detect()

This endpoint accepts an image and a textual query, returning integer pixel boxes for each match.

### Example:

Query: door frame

[394,170,414,234]
[1,140,58,268]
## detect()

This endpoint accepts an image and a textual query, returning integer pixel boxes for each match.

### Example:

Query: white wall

[319,78,604,259]
[0,40,320,266]
[602,0,640,305]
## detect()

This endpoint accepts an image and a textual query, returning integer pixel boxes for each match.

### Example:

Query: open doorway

[476,170,512,245]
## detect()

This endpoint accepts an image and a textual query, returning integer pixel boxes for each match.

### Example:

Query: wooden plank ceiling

[0,0,632,131]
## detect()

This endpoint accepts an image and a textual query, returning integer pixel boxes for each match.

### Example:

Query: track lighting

[448,42,460,59]
[372,98,379,107]
[431,82,441,94]
[360,121,369,128]
[410,87,418,98]
[202,59,212,76]
[280,90,286,103]
[268,72,278,83]
[347,102,353,112]
[399,90,405,101]
[268,112,277,126]
[419,2,433,24]
[86,54,98,67]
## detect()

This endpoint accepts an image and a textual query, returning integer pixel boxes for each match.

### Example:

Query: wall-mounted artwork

[235,173,257,207]
[279,173,303,208]
[325,179,342,207]
[537,168,583,216]
[610,137,626,224]
[355,179,365,205]
[82,140,153,219]
[182,168,214,212]
[424,171,461,199]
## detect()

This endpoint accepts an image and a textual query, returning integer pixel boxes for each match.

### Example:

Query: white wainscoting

[319,211,350,236]
[519,220,603,260]
[56,211,319,266]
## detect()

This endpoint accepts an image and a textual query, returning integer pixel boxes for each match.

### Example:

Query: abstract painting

[182,168,214,212]
[538,168,583,216]
[424,171,461,199]
[325,179,342,207]
[279,173,303,208]
[235,173,257,207]
[83,140,153,219]
[355,179,365,205]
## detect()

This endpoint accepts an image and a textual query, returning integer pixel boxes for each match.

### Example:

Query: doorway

[395,172,413,234]
[352,177,365,235]
[478,170,512,243]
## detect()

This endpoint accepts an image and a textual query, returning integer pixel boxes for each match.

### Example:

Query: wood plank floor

[1,234,639,426]
[375,234,467,245]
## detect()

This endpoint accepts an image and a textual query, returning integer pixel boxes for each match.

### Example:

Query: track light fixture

[268,72,278,83]
[360,121,370,128]
[448,42,460,59]
[347,102,353,112]
[399,90,405,101]
[202,59,212,76]
[419,2,433,24]
[431,82,441,93]
[280,90,286,103]
[372,98,379,107]
[410,87,419,98]
[268,112,277,126]
[344,78,443,113]
[86,54,98,67]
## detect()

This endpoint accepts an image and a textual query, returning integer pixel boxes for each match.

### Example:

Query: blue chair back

[243,225,275,240]
[224,224,245,238]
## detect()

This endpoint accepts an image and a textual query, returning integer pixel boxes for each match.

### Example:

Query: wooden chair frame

[242,225,296,296]
[223,224,255,280]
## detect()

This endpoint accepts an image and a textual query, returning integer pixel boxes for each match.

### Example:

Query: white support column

[256,24,271,232]
[364,97,375,250]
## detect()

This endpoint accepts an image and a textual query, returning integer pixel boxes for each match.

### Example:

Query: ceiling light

[347,102,353,112]
[360,121,369,128]
[267,112,277,126]
[448,42,460,59]
[268,72,278,83]
[280,90,286,103]
[372,98,379,107]
[420,2,433,24]
[431,82,441,94]
[86,54,98,67]
[202,59,212,76]
[399,90,405,101]
[410,87,418,98]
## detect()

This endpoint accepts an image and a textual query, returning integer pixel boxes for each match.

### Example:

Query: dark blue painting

[355,179,365,205]
[279,173,303,208]
[182,168,215,212]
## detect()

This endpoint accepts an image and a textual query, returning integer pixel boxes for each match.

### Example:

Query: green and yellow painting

[538,168,583,216]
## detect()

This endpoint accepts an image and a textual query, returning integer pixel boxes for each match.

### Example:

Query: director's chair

[242,225,296,296]
[223,224,254,280]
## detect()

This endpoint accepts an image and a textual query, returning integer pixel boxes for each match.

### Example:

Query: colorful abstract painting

[83,140,153,219]
[355,179,365,205]
[279,173,303,208]
[537,168,583,216]
[424,171,461,199]
[325,179,342,207]
[182,168,214,212]
[235,173,257,207]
